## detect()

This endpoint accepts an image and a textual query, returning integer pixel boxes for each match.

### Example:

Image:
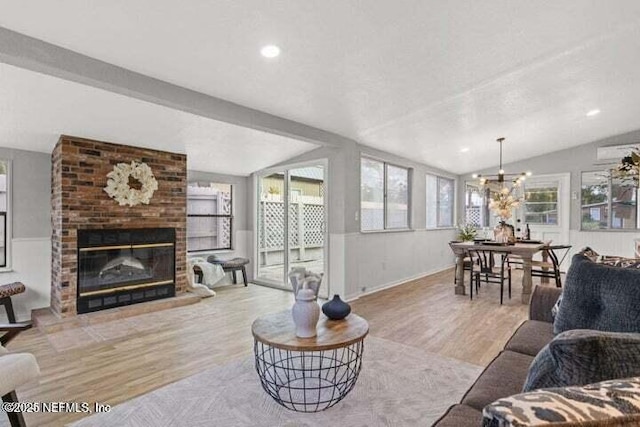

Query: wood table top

[450,241,545,255]
[252,310,369,351]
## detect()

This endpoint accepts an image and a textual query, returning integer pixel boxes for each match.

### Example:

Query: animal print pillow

[483,377,640,426]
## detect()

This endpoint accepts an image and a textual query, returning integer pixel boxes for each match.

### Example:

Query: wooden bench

[0,282,25,323]
[207,257,249,286]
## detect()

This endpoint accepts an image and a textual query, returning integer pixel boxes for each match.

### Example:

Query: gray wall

[458,129,640,231]
[260,141,458,299]
[268,141,457,233]
[0,147,51,238]
[0,146,51,321]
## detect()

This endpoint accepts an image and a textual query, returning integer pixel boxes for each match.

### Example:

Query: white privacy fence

[259,195,324,266]
[466,206,482,227]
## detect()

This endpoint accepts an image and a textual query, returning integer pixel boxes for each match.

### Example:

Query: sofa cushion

[523,329,640,392]
[462,350,535,411]
[483,376,640,427]
[432,404,482,427]
[553,254,640,334]
[504,320,555,357]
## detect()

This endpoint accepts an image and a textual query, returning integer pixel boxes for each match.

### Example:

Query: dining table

[449,241,546,304]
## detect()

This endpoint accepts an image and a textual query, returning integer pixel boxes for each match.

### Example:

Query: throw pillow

[523,329,640,392]
[484,377,640,427]
[553,254,640,334]
[600,255,640,268]
[579,246,599,262]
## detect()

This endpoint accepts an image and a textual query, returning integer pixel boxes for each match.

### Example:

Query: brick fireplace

[51,136,187,317]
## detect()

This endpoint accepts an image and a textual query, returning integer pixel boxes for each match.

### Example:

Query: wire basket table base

[254,339,364,412]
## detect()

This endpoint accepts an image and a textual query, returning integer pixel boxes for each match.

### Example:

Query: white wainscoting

[0,237,51,322]
[567,230,640,260]
[344,228,457,300]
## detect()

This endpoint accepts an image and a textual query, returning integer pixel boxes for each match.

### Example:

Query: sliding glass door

[256,164,328,297]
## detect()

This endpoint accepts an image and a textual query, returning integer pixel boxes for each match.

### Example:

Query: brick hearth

[51,135,187,317]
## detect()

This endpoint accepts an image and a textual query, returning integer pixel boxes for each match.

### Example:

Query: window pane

[187,216,232,250]
[386,165,409,229]
[0,161,6,267]
[187,182,232,250]
[611,177,637,229]
[427,174,454,228]
[464,183,487,227]
[437,177,454,227]
[360,158,384,231]
[426,175,437,228]
[187,183,232,215]
[524,182,559,225]
[581,172,608,230]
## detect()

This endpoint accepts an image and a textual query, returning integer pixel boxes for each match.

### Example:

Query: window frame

[360,156,412,232]
[580,170,640,231]
[426,173,456,229]
[187,182,234,252]
[0,160,10,270]
[522,180,560,227]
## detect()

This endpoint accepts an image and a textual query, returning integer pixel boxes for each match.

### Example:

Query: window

[0,161,7,267]
[360,157,410,231]
[523,181,559,225]
[426,174,454,228]
[464,183,489,228]
[187,182,233,251]
[581,171,638,230]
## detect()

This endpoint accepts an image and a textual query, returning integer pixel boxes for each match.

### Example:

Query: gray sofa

[433,285,562,427]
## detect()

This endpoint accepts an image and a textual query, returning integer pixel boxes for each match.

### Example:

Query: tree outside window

[581,171,638,230]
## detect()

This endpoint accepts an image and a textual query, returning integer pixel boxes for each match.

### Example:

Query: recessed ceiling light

[586,109,601,117]
[260,45,281,58]
[460,147,470,153]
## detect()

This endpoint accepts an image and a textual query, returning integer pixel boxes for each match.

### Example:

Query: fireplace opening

[77,228,176,314]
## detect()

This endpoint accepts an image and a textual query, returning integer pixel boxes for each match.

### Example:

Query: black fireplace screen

[78,243,174,295]
[77,228,176,313]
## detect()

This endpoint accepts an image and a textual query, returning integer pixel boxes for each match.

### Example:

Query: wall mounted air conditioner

[596,143,640,161]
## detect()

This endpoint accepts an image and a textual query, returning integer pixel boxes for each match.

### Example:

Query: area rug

[71,336,482,427]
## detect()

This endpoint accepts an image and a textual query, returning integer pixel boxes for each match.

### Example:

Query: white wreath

[104,161,158,207]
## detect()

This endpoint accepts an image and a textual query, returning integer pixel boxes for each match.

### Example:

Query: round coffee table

[252,310,369,412]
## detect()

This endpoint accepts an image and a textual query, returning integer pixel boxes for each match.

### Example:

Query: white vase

[292,288,320,338]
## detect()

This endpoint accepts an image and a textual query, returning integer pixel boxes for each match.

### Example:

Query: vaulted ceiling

[1,1,640,174]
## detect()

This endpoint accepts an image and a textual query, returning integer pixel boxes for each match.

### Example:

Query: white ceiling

[2,1,640,173]
[0,63,316,176]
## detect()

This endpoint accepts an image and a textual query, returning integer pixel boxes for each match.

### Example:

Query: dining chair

[468,249,512,304]
[448,241,473,285]
[530,245,572,287]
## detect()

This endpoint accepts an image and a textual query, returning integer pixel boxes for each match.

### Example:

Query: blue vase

[322,295,351,320]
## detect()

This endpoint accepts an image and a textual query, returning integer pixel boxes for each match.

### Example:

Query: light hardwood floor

[7,268,537,426]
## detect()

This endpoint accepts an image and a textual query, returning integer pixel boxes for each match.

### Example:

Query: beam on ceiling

[0,26,354,148]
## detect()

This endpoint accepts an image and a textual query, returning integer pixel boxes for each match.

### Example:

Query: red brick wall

[51,135,187,317]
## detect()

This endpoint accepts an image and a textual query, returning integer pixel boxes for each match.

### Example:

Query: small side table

[251,311,369,412]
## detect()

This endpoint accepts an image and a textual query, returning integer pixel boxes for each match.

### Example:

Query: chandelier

[472,137,531,190]
[472,137,532,222]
